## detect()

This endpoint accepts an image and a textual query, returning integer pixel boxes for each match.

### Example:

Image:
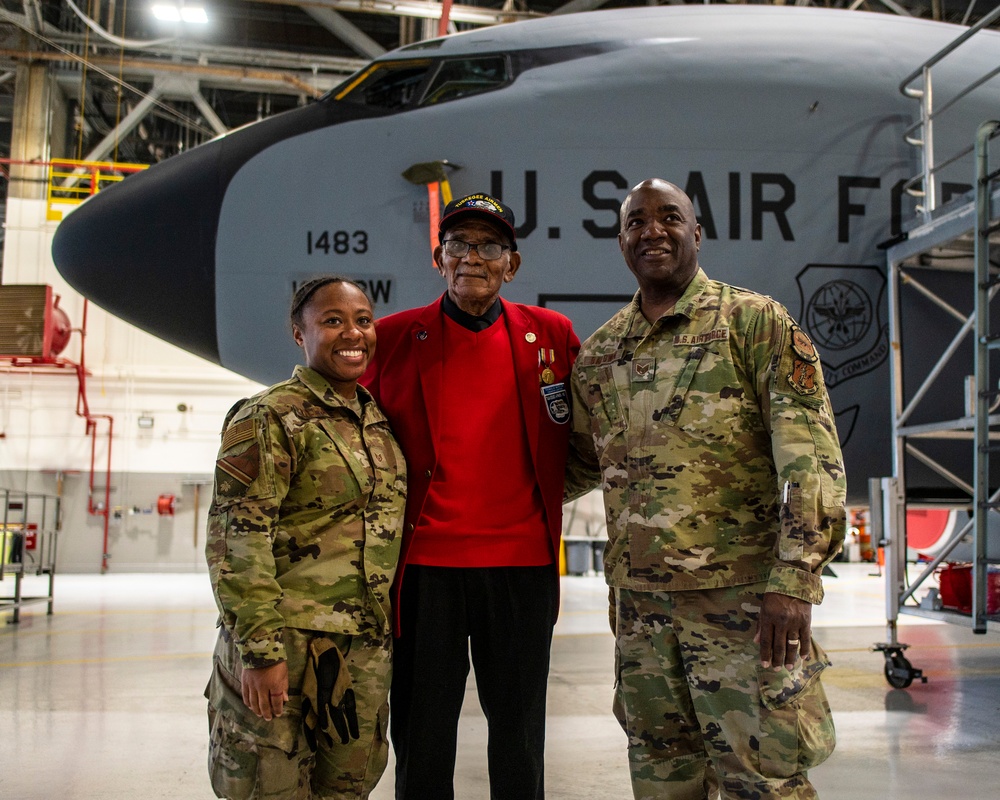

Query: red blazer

[362,296,581,630]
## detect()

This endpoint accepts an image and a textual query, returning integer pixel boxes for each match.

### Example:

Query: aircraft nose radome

[52,141,224,366]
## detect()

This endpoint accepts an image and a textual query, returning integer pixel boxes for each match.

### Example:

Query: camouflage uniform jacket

[206,365,406,668]
[567,268,846,604]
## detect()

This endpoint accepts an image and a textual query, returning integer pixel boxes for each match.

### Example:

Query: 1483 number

[307,230,369,255]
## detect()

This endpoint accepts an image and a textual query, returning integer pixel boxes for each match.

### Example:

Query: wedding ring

[786,638,800,645]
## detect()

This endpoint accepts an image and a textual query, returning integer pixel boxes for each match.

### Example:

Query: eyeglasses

[442,239,509,261]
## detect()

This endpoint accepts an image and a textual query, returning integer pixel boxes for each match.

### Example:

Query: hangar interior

[1,1,999,798]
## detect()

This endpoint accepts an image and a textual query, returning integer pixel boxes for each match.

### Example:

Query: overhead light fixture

[151,3,208,24]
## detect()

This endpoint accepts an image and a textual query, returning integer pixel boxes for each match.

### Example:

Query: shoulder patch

[215,416,263,501]
[217,443,261,486]
[215,443,261,500]
[221,418,255,451]
[220,397,251,433]
[790,325,818,363]
[787,359,819,395]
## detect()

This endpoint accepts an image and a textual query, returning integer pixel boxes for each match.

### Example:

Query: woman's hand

[241,660,289,720]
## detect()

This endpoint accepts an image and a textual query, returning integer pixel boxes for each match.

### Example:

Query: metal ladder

[875,9,1000,687]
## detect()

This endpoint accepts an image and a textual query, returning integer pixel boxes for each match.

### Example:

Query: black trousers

[391,564,560,800]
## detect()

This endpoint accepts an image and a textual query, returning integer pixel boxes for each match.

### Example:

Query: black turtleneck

[441,292,502,332]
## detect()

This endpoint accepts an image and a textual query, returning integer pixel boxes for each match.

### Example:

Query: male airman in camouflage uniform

[205,362,406,799]
[566,179,846,800]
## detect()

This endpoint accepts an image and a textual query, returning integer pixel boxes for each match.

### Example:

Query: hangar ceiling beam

[120,74,229,138]
[878,0,914,15]
[299,4,386,59]
[42,31,364,76]
[0,47,340,96]
[79,85,162,164]
[550,0,610,15]
[190,90,229,137]
[74,75,232,165]
[848,0,912,16]
[255,0,539,26]
[0,6,63,38]
[20,0,44,32]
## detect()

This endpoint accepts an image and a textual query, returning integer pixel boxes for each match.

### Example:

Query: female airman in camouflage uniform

[205,277,406,799]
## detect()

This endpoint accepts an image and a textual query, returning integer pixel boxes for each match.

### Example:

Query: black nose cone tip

[50,98,368,370]
[51,147,222,366]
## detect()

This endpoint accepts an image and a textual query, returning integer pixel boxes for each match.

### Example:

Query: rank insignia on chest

[631,357,655,383]
[788,359,819,395]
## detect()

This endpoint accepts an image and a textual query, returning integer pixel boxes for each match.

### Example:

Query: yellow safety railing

[45,158,149,221]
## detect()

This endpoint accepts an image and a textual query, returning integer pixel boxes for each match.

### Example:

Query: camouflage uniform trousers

[206,626,392,799]
[613,582,835,800]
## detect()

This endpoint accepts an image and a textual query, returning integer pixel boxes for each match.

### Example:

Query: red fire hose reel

[157,494,176,516]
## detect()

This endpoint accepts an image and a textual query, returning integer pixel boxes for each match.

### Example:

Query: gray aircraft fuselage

[52,6,1000,504]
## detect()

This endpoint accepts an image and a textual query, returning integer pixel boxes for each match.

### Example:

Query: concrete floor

[1,563,997,799]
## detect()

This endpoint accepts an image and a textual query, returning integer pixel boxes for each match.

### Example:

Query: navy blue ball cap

[439,193,517,251]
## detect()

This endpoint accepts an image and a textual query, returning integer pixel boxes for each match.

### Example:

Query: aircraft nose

[52,141,224,365]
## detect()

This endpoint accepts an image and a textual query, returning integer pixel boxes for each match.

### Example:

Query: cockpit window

[419,57,509,105]
[333,56,510,110]
[334,60,432,109]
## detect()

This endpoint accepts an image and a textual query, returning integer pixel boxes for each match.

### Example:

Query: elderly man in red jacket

[363,192,581,800]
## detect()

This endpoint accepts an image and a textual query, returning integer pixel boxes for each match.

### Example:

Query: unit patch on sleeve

[788,360,819,395]
[790,325,818,363]
[215,416,263,501]
[221,418,256,451]
[216,442,261,494]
